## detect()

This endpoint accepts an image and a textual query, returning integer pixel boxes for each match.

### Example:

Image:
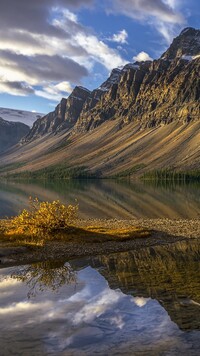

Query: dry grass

[0,200,150,247]
[80,225,150,241]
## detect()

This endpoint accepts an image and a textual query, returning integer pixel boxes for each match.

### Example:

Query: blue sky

[0,0,199,114]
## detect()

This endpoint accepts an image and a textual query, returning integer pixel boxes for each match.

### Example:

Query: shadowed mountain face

[0,28,199,176]
[0,118,29,153]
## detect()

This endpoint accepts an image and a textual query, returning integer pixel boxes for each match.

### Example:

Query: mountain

[24,86,91,141]
[0,107,44,127]
[0,28,199,177]
[75,27,200,132]
[0,118,29,153]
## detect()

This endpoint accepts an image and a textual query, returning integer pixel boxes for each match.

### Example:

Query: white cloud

[108,0,185,43]
[0,278,19,288]
[36,81,73,101]
[156,20,181,44]
[108,0,184,23]
[109,29,128,44]
[133,51,153,62]
[110,315,125,329]
[55,81,73,93]
[0,301,51,315]
[72,287,122,325]
[163,0,176,9]
[74,33,127,70]
[133,297,150,307]
[0,4,126,100]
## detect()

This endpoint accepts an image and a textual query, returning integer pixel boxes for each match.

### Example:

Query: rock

[23,86,91,141]
[161,27,200,60]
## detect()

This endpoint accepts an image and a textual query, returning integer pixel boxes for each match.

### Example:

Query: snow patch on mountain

[0,107,44,127]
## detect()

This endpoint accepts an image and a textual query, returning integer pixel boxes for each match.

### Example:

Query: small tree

[9,198,78,238]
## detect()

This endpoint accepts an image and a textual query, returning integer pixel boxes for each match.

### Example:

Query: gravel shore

[78,218,200,239]
[0,218,199,267]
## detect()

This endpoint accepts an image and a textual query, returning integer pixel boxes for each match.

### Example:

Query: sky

[0,0,199,114]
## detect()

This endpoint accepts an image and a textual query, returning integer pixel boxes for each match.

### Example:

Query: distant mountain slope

[0,27,199,177]
[0,118,29,153]
[0,107,44,127]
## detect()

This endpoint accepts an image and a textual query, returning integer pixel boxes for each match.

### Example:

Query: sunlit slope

[1,119,200,177]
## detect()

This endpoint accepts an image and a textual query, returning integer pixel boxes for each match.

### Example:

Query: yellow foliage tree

[9,198,78,238]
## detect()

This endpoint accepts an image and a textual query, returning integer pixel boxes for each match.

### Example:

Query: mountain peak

[162,27,200,60]
[180,27,199,36]
[99,67,122,92]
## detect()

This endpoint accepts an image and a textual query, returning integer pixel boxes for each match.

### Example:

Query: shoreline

[0,218,199,267]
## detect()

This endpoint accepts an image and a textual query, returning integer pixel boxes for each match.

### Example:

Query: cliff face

[161,27,200,59]
[24,86,91,141]
[23,27,200,144]
[75,28,200,131]
[0,118,29,153]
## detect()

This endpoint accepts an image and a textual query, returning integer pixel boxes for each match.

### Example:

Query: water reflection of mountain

[1,179,200,218]
[10,239,200,332]
[89,240,200,331]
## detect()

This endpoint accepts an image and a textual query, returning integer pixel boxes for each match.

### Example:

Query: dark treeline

[5,165,102,180]
[142,169,200,182]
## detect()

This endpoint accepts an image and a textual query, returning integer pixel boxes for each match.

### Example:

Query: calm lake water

[0,240,200,355]
[0,179,200,219]
[0,180,200,354]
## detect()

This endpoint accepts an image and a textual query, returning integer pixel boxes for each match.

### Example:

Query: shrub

[7,198,78,239]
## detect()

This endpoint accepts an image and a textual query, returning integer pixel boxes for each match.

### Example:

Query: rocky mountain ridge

[24,86,91,141]
[0,118,29,153]
[161,27,200,60]
[22,27,200,142]
[0,27,200,177]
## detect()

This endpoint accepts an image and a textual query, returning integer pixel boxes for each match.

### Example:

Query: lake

[0,179,200,219]
[0,179,200,355]
[0,239,200,355]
